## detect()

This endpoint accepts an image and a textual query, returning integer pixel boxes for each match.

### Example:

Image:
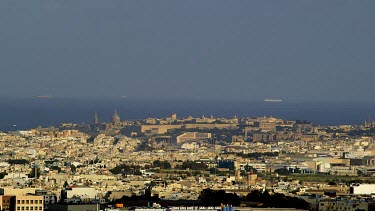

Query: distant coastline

[0,98,374,132]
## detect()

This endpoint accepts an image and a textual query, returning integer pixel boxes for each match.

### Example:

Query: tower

[94,112,99,124]
[112,109,121,124]
[171,113,177,120]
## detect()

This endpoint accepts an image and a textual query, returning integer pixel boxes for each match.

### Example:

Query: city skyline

[2,1,375,210]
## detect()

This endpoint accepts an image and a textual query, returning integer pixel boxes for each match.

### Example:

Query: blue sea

[0,97,374,132]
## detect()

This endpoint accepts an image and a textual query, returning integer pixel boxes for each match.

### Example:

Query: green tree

[152,160,171,169]
[94,157,100,164]
[29,167,41,178]
[244,164,257,173]
[110,163,141,175]
[50,166,61,173]
[63,181,69,188]
[0,172,7,179]
[180,161,208,170]
[293,167,301,174]
[199,188,240,206]
[275,167,291,175]
[246,190,262,202]
[70,164,77,173]
[134,169,142,175]
[8,159,29,165]
[86,136,94,143]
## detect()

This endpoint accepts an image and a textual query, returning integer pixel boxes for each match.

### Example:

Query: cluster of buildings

[1,112,375,210]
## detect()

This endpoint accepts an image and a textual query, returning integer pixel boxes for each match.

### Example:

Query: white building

[62,187,98,203]
[350,184,375,195]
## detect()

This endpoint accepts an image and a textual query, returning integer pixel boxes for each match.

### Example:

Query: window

[22,200,25,204]
[26,207,29,210]
[30,200,33,204]
[26,200,29,204]
[39,200,42,204]
[21,207,25,211]
[30,207,33,210]
[17,200,20,204]
[39,207,42,210]
[17,207,20,211]
[35,207,38,210]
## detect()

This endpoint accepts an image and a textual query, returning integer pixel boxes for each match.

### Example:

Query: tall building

[112,109,120,124]
[94,112,99,124]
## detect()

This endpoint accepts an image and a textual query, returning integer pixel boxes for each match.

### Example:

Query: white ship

[264,98,283,102]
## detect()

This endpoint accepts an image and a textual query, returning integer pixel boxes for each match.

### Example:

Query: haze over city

[0,1,374,101]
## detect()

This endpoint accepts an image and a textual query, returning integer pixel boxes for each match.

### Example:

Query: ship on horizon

[34,95,53,99]
[264,98,283,102]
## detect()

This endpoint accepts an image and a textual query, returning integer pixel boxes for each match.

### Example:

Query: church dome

[112,109,121,124]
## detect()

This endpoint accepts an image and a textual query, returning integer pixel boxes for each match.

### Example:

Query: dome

[112,109,121,124]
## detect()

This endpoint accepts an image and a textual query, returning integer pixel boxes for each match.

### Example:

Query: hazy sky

[0,1,374,101]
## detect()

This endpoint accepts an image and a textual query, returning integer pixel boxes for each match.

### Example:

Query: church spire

[112,109,121,124]
[94,112,99,124]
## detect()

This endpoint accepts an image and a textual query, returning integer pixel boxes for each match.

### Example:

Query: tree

[144,184,152,199]
[110,163,141,175]
[50,166,61,173]
[199,188,240,206]
[134,169,142,175]
[328,181,337,186]
[8,159,29,165]
[152,160,171,169]
[193,171,201,176]
[28,167,41,178]
[265,193,310,210]
[0,172,7,179]
[244,164,257,173]
[262,190,270,200]
[63,181,69,188]
[275,167,291,175]
[180,161,208,170]
[245,190,310,210]
[293,167,301,174]
[94,157,100,164]
[70,164,77,173]
[86,136,94,143]
[246,190,262,202]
